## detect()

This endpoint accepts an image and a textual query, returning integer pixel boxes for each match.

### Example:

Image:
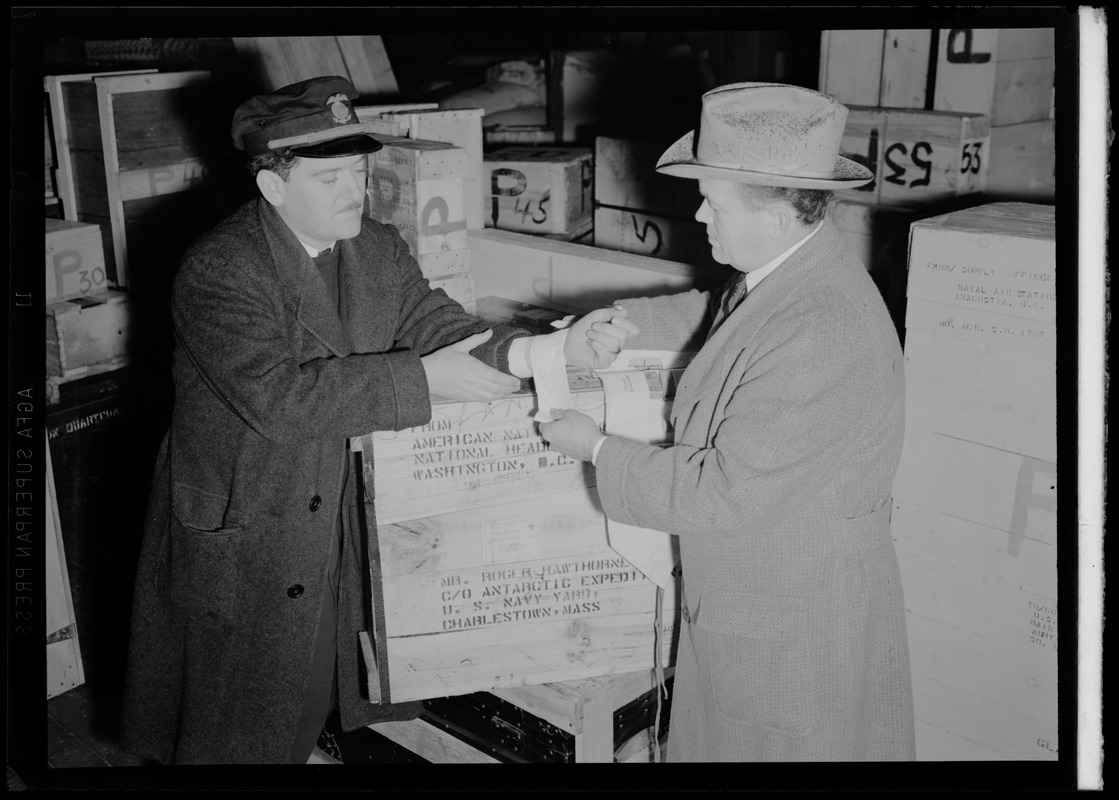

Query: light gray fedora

[656,82,873,189]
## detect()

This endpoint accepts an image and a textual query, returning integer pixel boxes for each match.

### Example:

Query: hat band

[267,123,367,151]
[694,149,835,180]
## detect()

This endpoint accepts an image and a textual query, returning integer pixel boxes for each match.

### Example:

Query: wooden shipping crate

[837,107,990,205]
[355,369,672,526]
[892,427,1057,543]
[892,501,1057,760]
[821,28,1055,127]
[44,70,222,291]
[375,108,486,231]
[358,485,679,704]
[45,289,160,377]
[906,202,1055,322]
[934,28,1055,126]
[367,136,468,257]
[593,206,715,268]
[484,147,593,235]
[986,119,1056,201]
[902,374,1056,463]
[45,218,109,303]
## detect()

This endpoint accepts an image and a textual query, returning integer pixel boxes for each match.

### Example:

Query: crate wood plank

[335,35,400,98]
[891,428,1057,544]
[904,297,1057,355]
[46,437,85,699]
[914,719,1005,761]
[46,289,161,375]
[906,203,1055,323]
[468,228,701,313]
[911,668,1058,760]
[880,30,934,108]
[903,327,1055,406]
[991,57,1055,126]
[367,487,678,703]
[368,719,501,763]
[818,30,885,107]
[593,206,715,268]
[986,120,1055,201]
[903,375,1056,462]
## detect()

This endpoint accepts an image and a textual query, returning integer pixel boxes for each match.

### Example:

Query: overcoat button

[287,584,305,599]
[309,495,322,511]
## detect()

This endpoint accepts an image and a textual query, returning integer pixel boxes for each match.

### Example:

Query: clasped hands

[420,306,638,405]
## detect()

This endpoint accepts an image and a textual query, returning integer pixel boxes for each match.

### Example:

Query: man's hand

[538,408,603,462]
[563,306,640,370]
[421,330,522,401]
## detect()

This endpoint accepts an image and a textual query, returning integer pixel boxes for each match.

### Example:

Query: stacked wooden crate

[347,233,703,762]
[891,202,1057,760]
[820,27,1055,333]
[361,106,487,313]
[592,137,724,276]
[483,147,594,243]
[44,69,210,392]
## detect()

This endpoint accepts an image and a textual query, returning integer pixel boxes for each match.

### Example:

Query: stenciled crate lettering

[116,159,212,202]
[45,219,109,303]
[484,148,593,235]
[369,486,679,702]
[904,297,1057,355]
[362,369,672,526]
[593,207,710,265]
[907,205,1055,322]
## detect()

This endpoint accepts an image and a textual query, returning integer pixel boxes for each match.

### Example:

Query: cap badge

[326,93,352,125]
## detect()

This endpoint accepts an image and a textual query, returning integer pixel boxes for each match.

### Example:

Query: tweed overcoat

[120,198,527,764]
[596,220,915,761]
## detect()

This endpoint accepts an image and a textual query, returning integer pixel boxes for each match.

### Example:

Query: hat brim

[655,130,873,189]
[289,133,384,158]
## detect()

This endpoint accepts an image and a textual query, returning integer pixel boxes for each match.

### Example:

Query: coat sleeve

[385,229,529,373]
[594,295,878,537]
[614,291,713,354]
[172,238,523,445]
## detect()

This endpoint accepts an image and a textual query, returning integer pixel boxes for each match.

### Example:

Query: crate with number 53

[837,107,990,207]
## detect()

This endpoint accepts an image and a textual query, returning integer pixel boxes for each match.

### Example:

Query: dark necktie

[707,271,749,341]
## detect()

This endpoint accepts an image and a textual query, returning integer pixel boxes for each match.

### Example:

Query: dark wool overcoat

[597,221,916,761]
[120,199,526,764]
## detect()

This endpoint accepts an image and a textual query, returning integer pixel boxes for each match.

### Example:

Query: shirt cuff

[590,435,609,466]
[507,329,571,379]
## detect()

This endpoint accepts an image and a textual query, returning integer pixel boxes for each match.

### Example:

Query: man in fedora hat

[541,83,915,761]
[120,75,635,764]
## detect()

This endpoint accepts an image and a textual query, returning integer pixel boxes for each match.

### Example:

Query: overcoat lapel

[258,200,352,357]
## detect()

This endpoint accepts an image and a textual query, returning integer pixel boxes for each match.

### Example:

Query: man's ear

[256,169,285,208]
[767,203,794,239]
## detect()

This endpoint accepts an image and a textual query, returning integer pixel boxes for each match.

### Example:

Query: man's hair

[248,148,299,180]
[735,183,832,225]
